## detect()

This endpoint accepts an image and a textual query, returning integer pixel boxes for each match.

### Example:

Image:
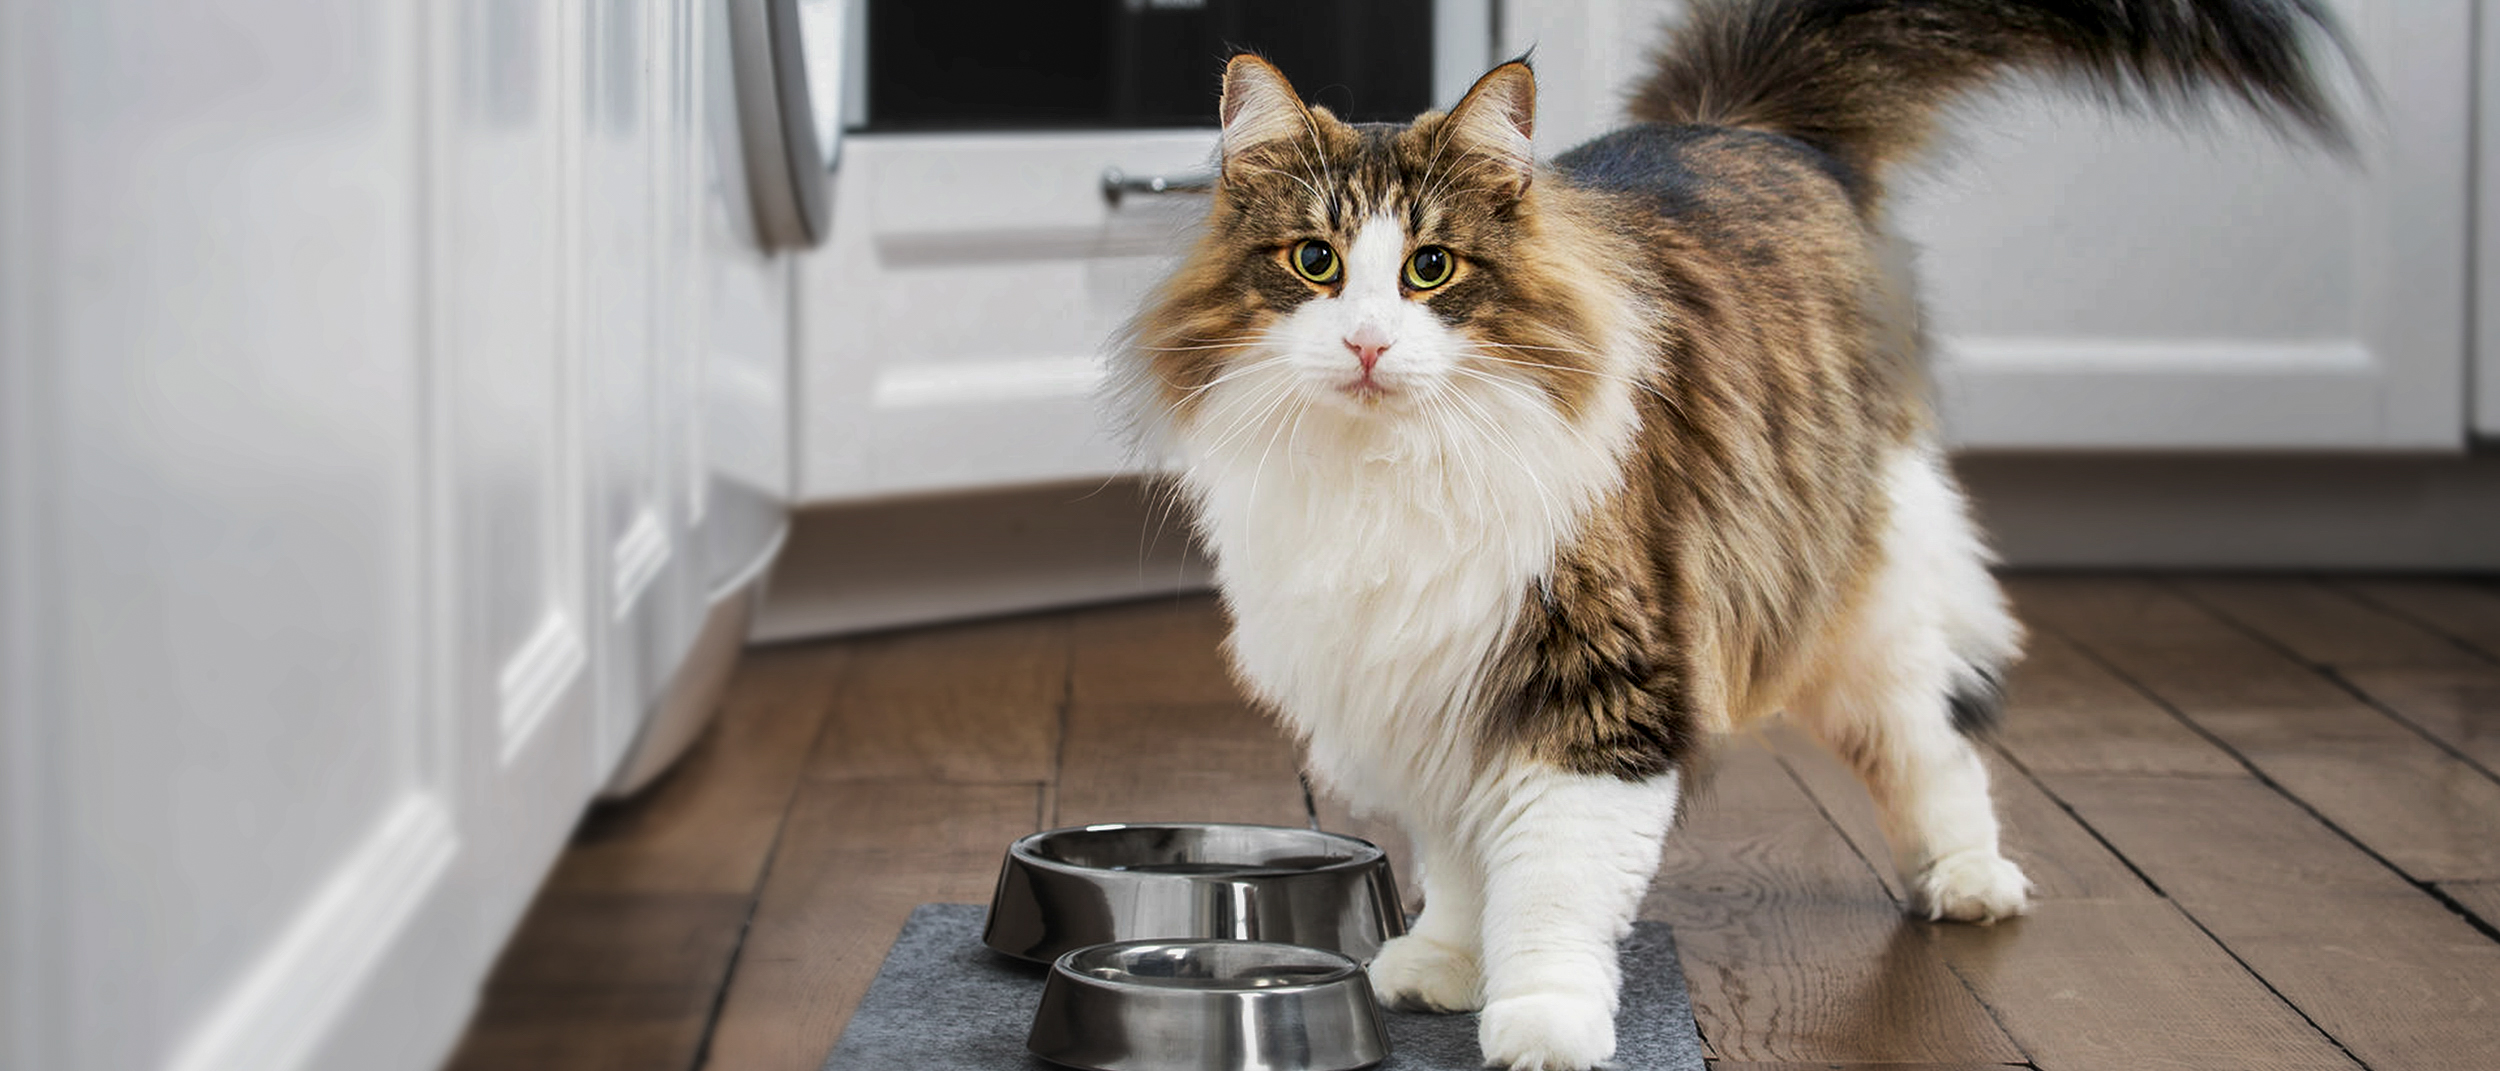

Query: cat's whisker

[1444,365,1617,468]
[1465,349,1679,411]
[1196,375,1303,463]
[1243,390,1304,518]
[1178,354,1296,400]
[1436,380,1567,539]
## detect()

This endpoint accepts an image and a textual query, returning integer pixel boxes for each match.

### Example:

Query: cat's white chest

[1184,439,1577,810]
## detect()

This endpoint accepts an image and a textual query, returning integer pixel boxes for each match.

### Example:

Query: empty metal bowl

[982,823,1405,963]
[1026,939,1390,1071]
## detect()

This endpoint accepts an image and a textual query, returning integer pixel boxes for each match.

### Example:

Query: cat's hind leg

[1471,766,1681,1071]
[1367,817,1486,1012]
[1794,447,2028,922]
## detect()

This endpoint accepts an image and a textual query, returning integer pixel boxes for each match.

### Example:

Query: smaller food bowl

[1026,940,1390,1071]
[982,823,1404,964]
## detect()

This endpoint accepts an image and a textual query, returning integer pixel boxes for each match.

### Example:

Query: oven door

[796,0,1493,501]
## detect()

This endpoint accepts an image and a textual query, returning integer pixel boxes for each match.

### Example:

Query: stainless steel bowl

[1026,939,1390,1071]
[982,823,1404,964]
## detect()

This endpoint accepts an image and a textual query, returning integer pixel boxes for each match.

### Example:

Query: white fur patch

[1790,443,2030,921]
[1170,214,1639,821]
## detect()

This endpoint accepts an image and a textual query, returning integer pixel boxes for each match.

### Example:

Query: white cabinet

[792,0,2478,513]
[1512,0,2476,453]
[0,1,795,1069]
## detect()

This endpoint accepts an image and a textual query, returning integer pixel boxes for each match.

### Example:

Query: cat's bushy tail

[1626,0,2353,212]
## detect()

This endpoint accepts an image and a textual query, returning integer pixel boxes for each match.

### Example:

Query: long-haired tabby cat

[1114,2,2348,1067]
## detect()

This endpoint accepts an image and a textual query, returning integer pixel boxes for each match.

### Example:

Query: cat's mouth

[1336,376,1394,403]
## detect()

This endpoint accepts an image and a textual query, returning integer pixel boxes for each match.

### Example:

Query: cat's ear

[1446,60,1537,192]
[1219,54,1308,172]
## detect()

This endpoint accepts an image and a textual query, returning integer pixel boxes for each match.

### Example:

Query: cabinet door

[797,1,1491,501]
[585,0,699,781]
[0,3,463,1070]
[1514,0,2470,452]
[434,0,605,971]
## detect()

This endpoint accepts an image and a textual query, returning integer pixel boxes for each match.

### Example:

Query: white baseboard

[167,794,457,1071]
[756,457,2500,642]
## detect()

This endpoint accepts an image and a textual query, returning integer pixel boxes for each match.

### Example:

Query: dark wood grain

[1930,900,2357,1071]
[1053,699,1308,827]
[2189,577,2500,775]
[551,642,850,895]
[2015,576,2500,882]
[701,780,1042,1071]
[2338,578,2500,661]
[444,892,751,1071]
[2183,578,2485,670]
[1767,725,2158,906]
[442,578,2500,1071]
[1704,1064,2025,1070]
[2335,665,2500,773]
[1068,593,1243,707]
[2045,774,2500,1071]
[802,614,1067,784]
[447,641,852,1071]
[1648,742,2024,1065]
[1991,632,2246,778]
[2442,880,2500,931]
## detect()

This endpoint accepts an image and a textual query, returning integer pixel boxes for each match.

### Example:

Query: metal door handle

[1102,167,1216,206]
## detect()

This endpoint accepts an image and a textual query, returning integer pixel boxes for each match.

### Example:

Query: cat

[1111,2,2350,1068]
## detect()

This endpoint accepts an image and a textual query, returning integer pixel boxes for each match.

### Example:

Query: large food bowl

[1026,939,1391,1071]
[982,823,1404,964]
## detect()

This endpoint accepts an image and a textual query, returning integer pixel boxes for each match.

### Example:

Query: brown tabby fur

[1123,0,2348,781]
[1132,62,1916,780]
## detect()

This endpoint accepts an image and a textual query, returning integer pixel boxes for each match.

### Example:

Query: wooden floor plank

[2441,880,2500,932]
[1768,727,2343,1070]
[2013,577,2500,883]
[1769,725,2158,907]
[2338,578,2500,661]
[2181,577,2485,670]
[447,642,852,1071]
[1053,699,1308,828]
[702,780,1042,1071]
[1992,632,2249,779]
[2187,577,2500,775]
[1929,900,2357,1071]
[1648,741,2025,1065]
[1705,1065,2024,1070]
[551,642,850,895]
[444,892,751,1071]
[2043,775,2500,1071]
[1068,593,1243,708]
[1705,1064,2024,1070]
[2333,665,2500,773]
[802,615,1067,784]
[444,575,2500,1071]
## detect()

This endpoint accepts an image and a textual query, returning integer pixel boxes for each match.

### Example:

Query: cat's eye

[1404,246,1455,290]
[1289,240,1340,284]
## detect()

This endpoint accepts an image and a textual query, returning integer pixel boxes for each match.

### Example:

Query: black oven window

[863,0,1436,132]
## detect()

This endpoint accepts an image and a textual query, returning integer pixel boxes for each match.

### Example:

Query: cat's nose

[1343,326,1392,372]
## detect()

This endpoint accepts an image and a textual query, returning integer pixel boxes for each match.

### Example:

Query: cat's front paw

[1478,992,1614,1071]
[1368,934,1484,1012]
[1915,848,2031,923]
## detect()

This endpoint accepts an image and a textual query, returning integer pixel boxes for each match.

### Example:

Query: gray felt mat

[821,903,1705,1071]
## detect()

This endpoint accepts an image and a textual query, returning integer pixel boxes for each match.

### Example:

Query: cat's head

[1122,55,1629,453]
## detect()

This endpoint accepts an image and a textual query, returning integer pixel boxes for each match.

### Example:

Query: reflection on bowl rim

[1052,938,1367,996]
[1009,822,1388,878]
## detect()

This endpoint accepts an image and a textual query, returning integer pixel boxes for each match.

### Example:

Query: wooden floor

[443,575,2500,1071]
